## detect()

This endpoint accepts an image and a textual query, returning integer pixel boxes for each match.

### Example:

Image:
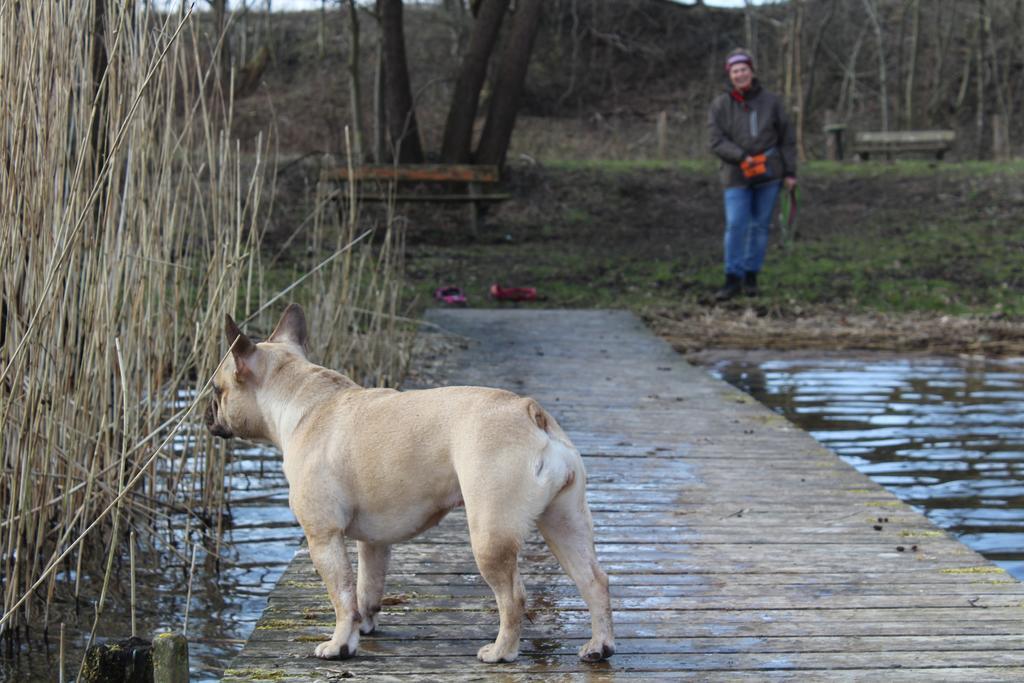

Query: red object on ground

[434,285,468,306]
[489,283,538,302]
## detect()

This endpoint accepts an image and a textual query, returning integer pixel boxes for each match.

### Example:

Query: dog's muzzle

[205,400,233,439]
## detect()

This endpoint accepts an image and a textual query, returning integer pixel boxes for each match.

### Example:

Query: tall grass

[0,3,411,640]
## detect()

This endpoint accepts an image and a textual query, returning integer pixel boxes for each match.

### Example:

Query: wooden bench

[328,164,510,233]
[852,130,956,160]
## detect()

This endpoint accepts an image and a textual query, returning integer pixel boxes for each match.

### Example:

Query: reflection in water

[0,420,301,683]
[180,443,302,680]
[713,356,1024,580]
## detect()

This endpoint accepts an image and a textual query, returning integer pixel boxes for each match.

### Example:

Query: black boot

[743,271,759,297]
[714,274,742,302]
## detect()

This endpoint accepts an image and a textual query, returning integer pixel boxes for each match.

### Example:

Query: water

[1,427,301,682]
[711,354,1024,581]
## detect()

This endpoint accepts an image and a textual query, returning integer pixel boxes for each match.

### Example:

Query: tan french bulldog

[205,304,614,663]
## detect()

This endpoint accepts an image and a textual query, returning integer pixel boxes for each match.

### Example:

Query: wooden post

[81,637,152,683]
[467,181,481,237]
[992,115,1010,161]
[824,115,847,162]
[656,111,668,159]
[153,633,190,683]
[823,109,845,160]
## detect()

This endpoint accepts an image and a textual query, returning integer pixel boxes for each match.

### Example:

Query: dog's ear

[225,314,257,378]
[267,303,308,350]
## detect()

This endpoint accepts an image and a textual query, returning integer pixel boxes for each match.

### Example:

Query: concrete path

[226,309,1024,681]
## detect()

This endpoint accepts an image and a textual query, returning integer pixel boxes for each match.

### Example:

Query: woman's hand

[784,177,798,191]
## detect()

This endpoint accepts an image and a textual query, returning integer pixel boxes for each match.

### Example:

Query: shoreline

[646,305,1024,363]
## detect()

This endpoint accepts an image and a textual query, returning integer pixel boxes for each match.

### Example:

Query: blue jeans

[723,180,782,277]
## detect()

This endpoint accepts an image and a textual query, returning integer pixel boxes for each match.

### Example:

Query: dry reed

[0,1,412,646]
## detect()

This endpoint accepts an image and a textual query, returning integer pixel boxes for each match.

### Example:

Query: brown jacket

[708,81,797,189]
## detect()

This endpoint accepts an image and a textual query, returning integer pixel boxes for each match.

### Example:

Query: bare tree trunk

[783,6,795,105]
[318,0,327,59]
[837,24,866,122]
[793,1,806,161]
[475,0,544,167]
[975,0,986,157]
[903,0,920,129]
[239,1,248,66]
[1015,0,1024,143]
[955,43,973,112]
[264,0,275,65]
[983,0,1009,122]
[346,0,365,163]
[893,0,907,126]
[743,0,756,56]
[374,38,387,163]
[212,0,232,92]
[993,114,1010,160]
[803,0,837,135]
[555,0,582,110]
[443,0,472,57]
[441,0,511,163]
[928,0,957,119]
[862,0,889,131]
[379,0,424,163]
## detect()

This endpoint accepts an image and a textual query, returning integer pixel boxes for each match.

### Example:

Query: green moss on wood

[223,667,291,680]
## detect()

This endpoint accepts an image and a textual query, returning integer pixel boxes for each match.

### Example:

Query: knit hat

[725,49,754,72]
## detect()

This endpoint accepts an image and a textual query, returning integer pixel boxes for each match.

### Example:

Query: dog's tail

[526,398,549,431]
[525,398,572,445]
[525,398,585,500]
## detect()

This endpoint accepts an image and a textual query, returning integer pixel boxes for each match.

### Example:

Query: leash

[779,184,799,249]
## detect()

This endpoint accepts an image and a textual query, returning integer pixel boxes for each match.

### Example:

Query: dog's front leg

[307,531,361,659]
[356,541,390,634]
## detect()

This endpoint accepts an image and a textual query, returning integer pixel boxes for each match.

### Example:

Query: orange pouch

[741,154,768,179]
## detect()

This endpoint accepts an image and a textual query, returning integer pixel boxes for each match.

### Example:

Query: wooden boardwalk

[226,309,1024,681]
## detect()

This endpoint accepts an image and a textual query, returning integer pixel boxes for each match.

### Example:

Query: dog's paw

[314,629,360,660]
[314,640,352,660]
[477,642,519,663]
[359,613,379,635]
[578,637,615,662]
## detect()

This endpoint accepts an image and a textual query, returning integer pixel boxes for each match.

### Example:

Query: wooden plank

[239,635,1024,658]
[249,628,1024,648]
[224,651,1024,678]
[229,310,1024,680]
[330,164,500,183]
[221,671,1024,683]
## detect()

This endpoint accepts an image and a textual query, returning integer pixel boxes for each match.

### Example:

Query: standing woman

[708,48,797,301]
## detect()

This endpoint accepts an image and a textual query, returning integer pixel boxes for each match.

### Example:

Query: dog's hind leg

[307,531,361,659]
[537,467,615,662]
[465,508,527,662]
[356,541,390,634]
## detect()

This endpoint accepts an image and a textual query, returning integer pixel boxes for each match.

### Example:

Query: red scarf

[730,86,752,110]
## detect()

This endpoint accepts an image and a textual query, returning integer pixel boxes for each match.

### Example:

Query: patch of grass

[404,161,1024,324]
[803,159,1024,177]
[759,213,1024,315]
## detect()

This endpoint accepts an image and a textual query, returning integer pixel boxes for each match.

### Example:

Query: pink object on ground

[434,286,468,306]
